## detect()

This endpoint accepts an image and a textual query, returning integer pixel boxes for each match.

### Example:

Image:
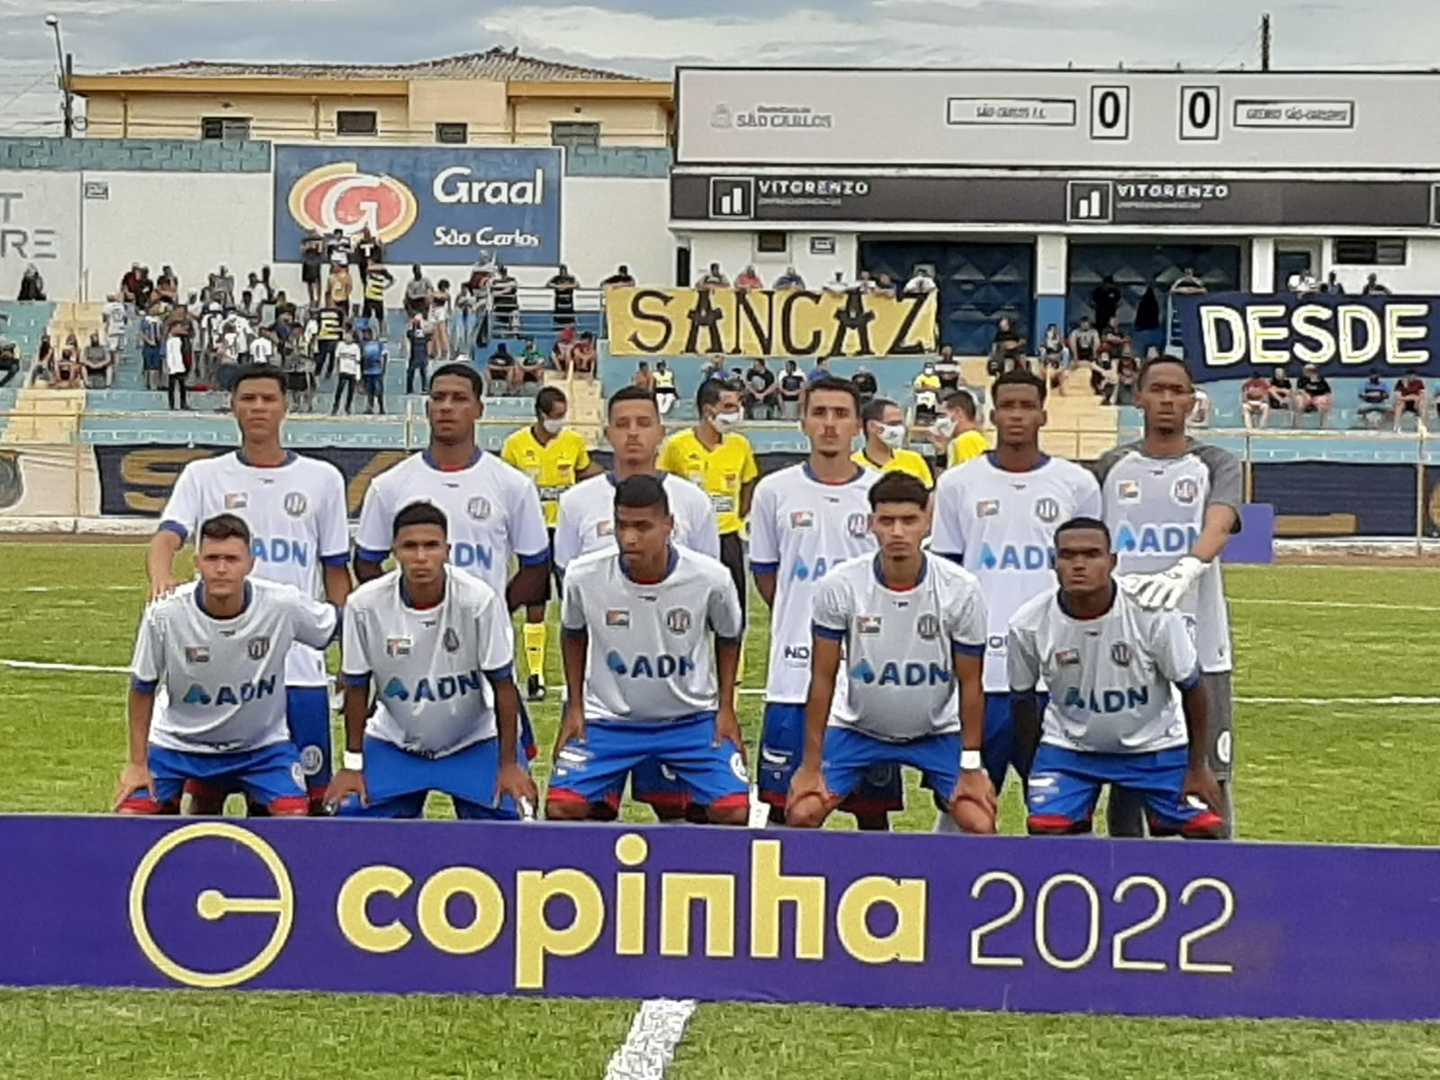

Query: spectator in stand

[204,265,235,310]
[403,265,433,321]
[807,356,832,384]
[696,263,730,288]
[546,264,578,328]
[258,287,278,329]
[551,324,578,372]
[312,305,342,381]
[452,283,477,359]
[773,265,806,290]
[1038,324,1069,389]
[912,360,942,424]
[80,331,112,388]
[1091,350,1116,403]
[1091,274,1122,329]
[354,227,382,283]
[282,335,314,413]
[135,267,155,311]
[1068,316,1100,369]
[903,267,937,295]
[1240,372,1272,429]
[31,333,53,386]
[331,328,361,415]
[735,264,764,290]
[431,279,453,362]
[1133,284,1162,354]
[326,227,352,267]
[488,342,518,395]
[745,357,778,419]
[852,364,878,404]
[1100,316,1128,358]
[490,264,517,337]
[875,272,898,297]
[51,340,82,390]
[120,263,144,306]
[248,325,275,368]
[17,264,45,302]
[0,336,19,387]
[654,359,678,415]
[822,271,850,295]
[1326,271,1346,295]
[633,360,654,392]
[102,293,127,366]
[516,337,544,383]
[163,325,188,409]
[405,313,432,395]
[777,359,805,419]
[300,231,325,306]
[989,317,1027,375]
[1355,372,1391,428]
[360,327,387,415]
[854,270,877,294]
[570,331,597,378]
[934,344,962,394]
[1268,365,1294,421]
[139,307,164,390]
[601,264,636,289]
[362,261,393,336]
[1294,364,1334,427]
[1362,273,1392,296]
[326,261,353,317]
[1393,374,1427,432]
[257,267,277,305]
[1112,355,1140,407]
[155,265,179,306]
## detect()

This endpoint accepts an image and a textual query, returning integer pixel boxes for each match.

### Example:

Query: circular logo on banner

[288,163,419,243]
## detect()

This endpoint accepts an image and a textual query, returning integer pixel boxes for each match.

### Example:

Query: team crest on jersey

[1055,648,1080,666]
[976,499,1000,518]
[846,513,869,538]
[790,510,815,529]
[1111,642,1132,666]
[916,613,941,640]
[442,627,460,653]
[1172,477,1200,506]
[857,615,882,635]
[299,744,324,776]
[283,492,308,517]
[467,496,492,521]
[247,636,270,661]
[606,609,630,627]
[386,636,413,657]
[185,646,210,664]
[1118,480,1141,502]
[224,492,248,510]
[665,608,692,634]
[1034,497,1061,523]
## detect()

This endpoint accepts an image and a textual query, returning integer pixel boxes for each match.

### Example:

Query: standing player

[750,376,899,829]
[930,368,1101,809]
[326,502,538,819]
[502,386,601,702]
[1097,355,1241,837]
[786,473,995,832]
[545,476,749,824]
[852,397,933,488]
[118,514,339,815]
[147,363,351,813]
[1008,517,1225,838]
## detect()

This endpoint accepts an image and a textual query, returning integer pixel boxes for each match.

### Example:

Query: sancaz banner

[273,146,562,266]
[606,286,937,358]
[1176,291,1440,380]
[2,817,1439,1020]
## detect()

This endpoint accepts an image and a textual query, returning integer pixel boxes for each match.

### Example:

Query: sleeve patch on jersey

[812,622,846,642]
[158,520,188,542]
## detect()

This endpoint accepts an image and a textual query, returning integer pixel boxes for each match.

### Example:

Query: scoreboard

[676,68,1440,170]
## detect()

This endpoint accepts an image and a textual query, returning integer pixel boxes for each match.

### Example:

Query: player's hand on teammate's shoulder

[323,768,367,813]
[713,704,746,762]
[498,760,539,810]
[114,761,155,810]
[553,701,587,760]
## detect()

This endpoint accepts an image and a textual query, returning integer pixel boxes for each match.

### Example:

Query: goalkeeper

[1094,355,1242,838]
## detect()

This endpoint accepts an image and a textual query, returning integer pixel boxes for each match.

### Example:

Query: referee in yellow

[852,397,934,488]
[659,378,759,630]
[501,386,600,700]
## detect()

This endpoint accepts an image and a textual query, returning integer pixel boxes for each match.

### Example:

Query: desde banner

[272,146,562,266]
[4,816,1440,1021]
[1175,292,1440,380]
[606,286,938,358]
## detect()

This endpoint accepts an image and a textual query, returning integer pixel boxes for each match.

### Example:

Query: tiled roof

[103,46,643,82]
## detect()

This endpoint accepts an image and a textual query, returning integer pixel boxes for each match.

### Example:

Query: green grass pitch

[0,542,1437,1078]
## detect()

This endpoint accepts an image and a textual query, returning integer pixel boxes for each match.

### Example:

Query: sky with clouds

[2,0,1439,133]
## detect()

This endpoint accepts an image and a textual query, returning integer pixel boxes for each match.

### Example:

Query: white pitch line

[1,659,131,674]
[1231,597,1440,613]
[0,585,137,594]
[1236,695,1440,706]
[603,998,697,1080]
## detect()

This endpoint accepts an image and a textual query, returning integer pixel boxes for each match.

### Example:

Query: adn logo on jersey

[603,651,695,679]
[849,659,952,686]
[380,670,484,702]
[978,543,1054,571]
[1114,523,1201,555]
[788,555,849,582]
[250,537,311,568]
[782,644,810,662]
[180,676,278,707]
[1062,685,1151,713]
[450,542,495,571]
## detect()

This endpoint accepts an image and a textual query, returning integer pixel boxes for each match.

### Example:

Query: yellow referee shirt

[851,448,934,489]
[947,429,990,469]
[501,426,592,527]
[659,429,759,535]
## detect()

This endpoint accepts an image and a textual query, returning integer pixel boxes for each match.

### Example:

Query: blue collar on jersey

[400,571,448,609]
[605,469,662,487]
[621,544,679,584]
[872,552,928,590]
[1057,580,1118,620]
[235,449,297,469]
[422,447,483,471]
[802,461,866,485]
[985,450,1050,473]
[195,580,253,620]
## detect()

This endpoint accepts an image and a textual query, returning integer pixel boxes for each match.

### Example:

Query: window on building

[756,232,788,255]
[200,116,251,140]
[336,110,379,136]
[1334,238,1408,265]
[551,121,600,153]
[435,122,468,145]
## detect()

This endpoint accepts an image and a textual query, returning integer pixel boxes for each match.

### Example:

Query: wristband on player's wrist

[343,750,364,772]
[960,749,983,772]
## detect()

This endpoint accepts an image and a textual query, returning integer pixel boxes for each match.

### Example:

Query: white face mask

[713,410,743,432]
[878,423,907,449]
[541,417,566,435]
[932,416,956,439]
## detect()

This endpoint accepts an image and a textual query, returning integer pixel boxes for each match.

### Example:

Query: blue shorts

[287,686,333,794]
[982,691,1048,795]
[1026,744,1224,837]
[757,702,903,816]
[122,743,307,815]
[337,735,520,821]
[547,712,750,813]
[822,728,963,803]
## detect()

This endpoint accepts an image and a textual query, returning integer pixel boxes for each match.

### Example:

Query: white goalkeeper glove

[1120,555,1205,611]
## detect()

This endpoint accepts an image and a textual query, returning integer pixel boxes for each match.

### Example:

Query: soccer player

[326,502,538,819]
[786,473,995,832]
[117,514,339,815]
[852,397,933,488]
[750,375,900,829]
[147,363,350,813]
[1097,355,1241,837]
[1008,517,1225,838]
[658,378,759,632]
[930,368,1102,807]
[546,476,749,825]
[502,386,601,702]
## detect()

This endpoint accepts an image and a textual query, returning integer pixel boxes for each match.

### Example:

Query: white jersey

[813,555,988,741]
[552,472,720,571]
[355,449,549,600]
[1008,585,1198,755]
[931,453,1102,693]
[749,463,880,704]
[159,450,350,687]
[342,567,514,757]
[1095,440,1241,674]
[561,546,742,722]
[131,579,337,754]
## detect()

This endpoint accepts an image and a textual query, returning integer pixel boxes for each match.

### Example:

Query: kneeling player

[325,503,538,820]
[786,473,996,833]
[116,514,338,815]
[546,475,749,825]
[1008,517,1225,838]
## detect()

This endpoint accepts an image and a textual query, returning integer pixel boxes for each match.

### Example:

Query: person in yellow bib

[936,388,990,469]
[851,397,933,488]
[501,386,601,701]
[658,379,759,630]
